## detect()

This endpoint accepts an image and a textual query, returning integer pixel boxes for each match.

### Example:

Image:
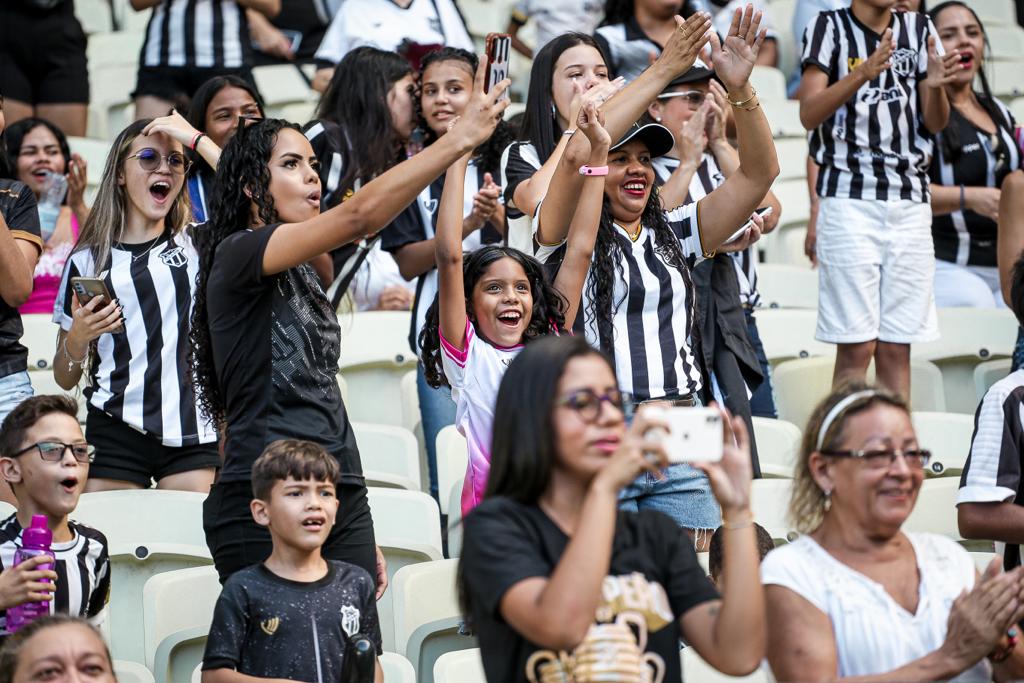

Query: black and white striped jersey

[303,119,354,211]
[0,515,110,634]
[500,141,543,251]
[929,99,1019,267]
[54,227,217,447]
[653,154,760,307]
[801,8,940,202]
[139,0,251,69]
[593,17,662,83]
[535,202,706,401]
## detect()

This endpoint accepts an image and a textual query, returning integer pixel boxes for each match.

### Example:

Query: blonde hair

[789,382,911,534]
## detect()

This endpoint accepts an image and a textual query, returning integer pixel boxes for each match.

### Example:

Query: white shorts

[933,260,1005,309]
[815,196,939,345]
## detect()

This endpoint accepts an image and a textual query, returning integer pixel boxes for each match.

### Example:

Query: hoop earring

[823,488,832,512]
[551,102,557,117]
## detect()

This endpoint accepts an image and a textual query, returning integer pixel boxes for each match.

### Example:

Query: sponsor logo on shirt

[859,86,904,105]
[260,617,280,635]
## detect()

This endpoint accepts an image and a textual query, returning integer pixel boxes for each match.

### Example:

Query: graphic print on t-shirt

[524,572,671,682]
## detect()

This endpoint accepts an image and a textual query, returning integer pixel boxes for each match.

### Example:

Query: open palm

[709,4,765,91]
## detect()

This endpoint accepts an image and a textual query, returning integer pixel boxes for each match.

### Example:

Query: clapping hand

[857,29,894,81]
[577,101,611,149]
[466,173,502,230]
[679,104,708,167]
[569,77,625,133]
[706,80,730,143]
[924,34,962,89]
[708,4,767,92]
[657,12,713,79]
[66,153,89,216]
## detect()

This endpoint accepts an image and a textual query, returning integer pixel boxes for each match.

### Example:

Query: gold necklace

[621,223,642,242]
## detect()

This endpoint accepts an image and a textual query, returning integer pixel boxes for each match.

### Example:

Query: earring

[823,488,832,512]
[655,116,662,122]
[551,102,557,117]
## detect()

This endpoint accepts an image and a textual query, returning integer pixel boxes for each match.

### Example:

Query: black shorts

[0,3,89,105]
[84,407,221,487]
[132,65,256,106]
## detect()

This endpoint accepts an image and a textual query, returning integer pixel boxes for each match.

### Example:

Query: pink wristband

[579,165,609,176]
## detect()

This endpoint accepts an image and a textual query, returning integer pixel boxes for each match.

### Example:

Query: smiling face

[263,128,322,225]
[470,256,535,348]
[552,355,626,482]
[12,622,114,683]
[203,85,262,150]
[16,125,68,199]
[934,5,984,84]
[604,140,655,225]
[252,476,339,553]
[551,44,610,128]
[421,59,475,137]
[1,412,89,519]
[119,133,186,223]
[388,73,418,142]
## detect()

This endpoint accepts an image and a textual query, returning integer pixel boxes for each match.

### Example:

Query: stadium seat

[87,31,145,69]
[87,64,137,141]
[986,25,1024,59]
[772,356,946,429]
[911,411,974,477]
[0,503,14,519]
[73,491,211,664]
[1011,97,1024,125]
[773,138,809,182]
[974,358,1012,403]
[265,99,317,125]
[990,60,1024,98]
[252,64,316,107]
[750,479,797,543]
[337,373,349,405]
[69,137,113,190]
[769,0,797,78]
[750,66,787,103]
[110,0,152,32]
[447,478,464,559]
[114,660,156,683]
[367,487,444,651]
[750,308,833,365]
[381,652,418,683]
[904,478,962,541]
[681,647,774,683]
[399,369,422,434]
[353,422,422,492]
[771,179,811,229]
[142,566,221,683]
[392,559,477,683]
[434,648,486,683]
[337,311,418,426]
[77,0,115,33]
[912,308,1017,414]
[766,100,805,139]
[973,0,1019,25]
[755,264,818,309]
[761,225,810,268]
[752,417,802,478]
[696,550,710,574]
[29,370,87,423]
[20,314,59,371]
[970,551,1000,573]
[436,426,469,516]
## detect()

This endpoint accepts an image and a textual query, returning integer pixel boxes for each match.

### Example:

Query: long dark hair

[315,46,412,198]
[520,33,608,163]
[190,118,297,427]
[418,245,567,388]
[929,1,1012,161]
[185,75,265,176]
[418,47,516,176]
[2,117,72,182]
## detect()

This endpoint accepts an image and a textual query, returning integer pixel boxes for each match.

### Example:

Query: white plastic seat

[760,225,809,268]
[750,308,833,365]
[904,478,963,541]
[20,313,59,371]
[773,138,809,183]
[772,356,946,429]
[447,478,464,559]
[682,647,774,683]
[87,65,137,141]
[69,137,113,195]
[367,487,444,651]
[251,64,316,107]
[749,66,787,103]
[142,566,221,683]
[975,358,1012,403]
[696,551,710,574]
[911,411,974,477]
[435,426,468,517]
[29,371,87,423]
[766,100,805,139]
[969,551,1000,573]
[337,311,418,427]
[381,652,417,683]
[986,25,1024,59]
[1011,97,1024,126]
[114,660,156,683]
[392,559,476,683]
[751,417,801,478]
[73,491,211,663]
[434,648,486,683]
[771,179,811,229]
[755,264,818,309]
[769,0,797,77]
[265,99,318,124]
[87,31,145,69]
[990,60,1024,98]
[973,0,1018,25]
[353,422,421,491]
[76,0,115,33]
[750,479,797,543]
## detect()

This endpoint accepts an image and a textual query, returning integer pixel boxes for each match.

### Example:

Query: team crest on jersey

[423,198,439,215]
[340,604,361,636]
[260,617,280,635]
[159,245,188,268]
[890,48,919,77]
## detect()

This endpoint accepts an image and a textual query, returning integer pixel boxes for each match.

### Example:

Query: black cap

[664,56,715,90]
[611,122,675,159]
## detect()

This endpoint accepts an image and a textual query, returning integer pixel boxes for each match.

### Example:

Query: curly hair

[418,245,567,388]
[190,118,297,428]
[417,47,516,176]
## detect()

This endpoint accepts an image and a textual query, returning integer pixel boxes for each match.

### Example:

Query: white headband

[815,390,879,451]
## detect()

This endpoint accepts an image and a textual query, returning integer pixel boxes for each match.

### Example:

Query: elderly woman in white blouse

[762,383,1024,682]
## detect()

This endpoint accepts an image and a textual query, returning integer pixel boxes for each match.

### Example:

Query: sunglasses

[126,148,191,175]
[657,90,706,107]
[10,441,96,464]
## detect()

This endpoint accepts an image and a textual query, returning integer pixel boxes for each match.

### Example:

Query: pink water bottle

[6,515,54,632]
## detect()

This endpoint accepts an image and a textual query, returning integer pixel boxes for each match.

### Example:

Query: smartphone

[70,277,112,306]
[725,206,774,245]
[645,406,723,463]
[484,33,512,103]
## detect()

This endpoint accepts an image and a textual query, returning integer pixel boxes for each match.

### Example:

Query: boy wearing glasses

[0,394,110,634]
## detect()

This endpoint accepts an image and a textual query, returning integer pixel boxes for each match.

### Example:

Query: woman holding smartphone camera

[52,112,223,494]
[459,335,764,683]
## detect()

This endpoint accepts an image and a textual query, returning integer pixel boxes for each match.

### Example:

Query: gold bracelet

[727,87,758,109]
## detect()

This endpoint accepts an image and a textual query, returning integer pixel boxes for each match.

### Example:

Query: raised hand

[591,407,670,494]
[857,28,894,81]
[708,4,767,91]
[691,406,753,515]
[142,109,202,149]
[925,34,962,89]
[680,103,709,166]
[706,80,730,143]
[569,77,626,131]
[657,11,713,78]
[577,101,611,149]
[447,59,511,153]
[66,152,89,216]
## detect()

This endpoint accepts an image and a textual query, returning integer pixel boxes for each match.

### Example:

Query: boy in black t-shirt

[202,440,382,683]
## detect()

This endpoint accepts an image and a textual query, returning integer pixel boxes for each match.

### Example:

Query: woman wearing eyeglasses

[51,114,222,494]
[763,382,1024,682]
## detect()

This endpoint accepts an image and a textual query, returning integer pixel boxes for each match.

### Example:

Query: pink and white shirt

[440,320,523,517]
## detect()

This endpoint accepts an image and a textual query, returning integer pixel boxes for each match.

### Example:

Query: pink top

[20,214,80,315]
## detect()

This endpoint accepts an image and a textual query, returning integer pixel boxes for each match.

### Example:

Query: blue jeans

[0,371,33,423]
[745,309,778,419]
[416,363,457,502]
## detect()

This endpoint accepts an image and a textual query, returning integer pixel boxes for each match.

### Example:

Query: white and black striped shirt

[929,99,1019,267]
[535,202,706,401]
[653,154,760,307]
[140,0,250,69]
[304,119,352,210]
[500,141,543,252]
[0,515,110,634]
[802,8,940,202]
[594,18,663,83]
[54,227,217,447]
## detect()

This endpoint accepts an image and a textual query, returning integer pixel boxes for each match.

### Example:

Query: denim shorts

[0,371,33,424]
[618,463,721,530]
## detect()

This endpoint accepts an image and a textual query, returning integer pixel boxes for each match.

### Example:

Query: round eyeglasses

[126,148,191,175]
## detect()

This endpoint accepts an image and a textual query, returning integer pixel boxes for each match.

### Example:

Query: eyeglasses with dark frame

[9,441,96,464]
[126,148,191,175]
[656,90,706,107]
[558,389,625,424]
[819,448,932,469]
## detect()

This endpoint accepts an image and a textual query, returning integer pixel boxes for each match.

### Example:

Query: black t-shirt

[206,223,362,484]
[203,560,381,678]
[0,180,41,379]
[461,497,719,683]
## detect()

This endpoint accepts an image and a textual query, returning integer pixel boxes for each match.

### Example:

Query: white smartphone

[725,206,773,245]
[645,407,723,463]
